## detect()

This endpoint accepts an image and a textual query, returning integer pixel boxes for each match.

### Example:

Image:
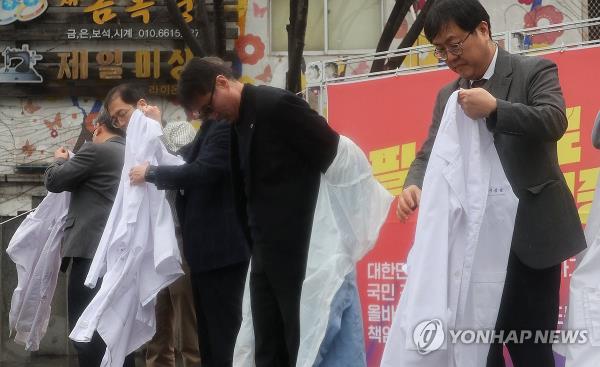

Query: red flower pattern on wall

[21,140,35,157]
[236,34,266,65]
[524,5,564,45]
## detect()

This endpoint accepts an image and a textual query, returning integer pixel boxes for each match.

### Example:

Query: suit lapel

[230,84,258,197]
[455,47,513,100]
[240,85,257,176]
[244,91,257,161]
[485,47,513,101]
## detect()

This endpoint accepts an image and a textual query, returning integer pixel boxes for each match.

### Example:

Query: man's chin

[450,65,473,80]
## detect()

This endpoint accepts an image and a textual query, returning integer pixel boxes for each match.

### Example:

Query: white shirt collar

[471,44,498,84]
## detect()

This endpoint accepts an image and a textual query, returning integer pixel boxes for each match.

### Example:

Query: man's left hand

[458,88,497,120]
[129,161,149,185]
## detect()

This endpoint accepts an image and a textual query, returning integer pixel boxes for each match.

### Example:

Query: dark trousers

[486,251,561,367]
[67,257,135,367]
[250,256,306,367]
[190,261,249,367]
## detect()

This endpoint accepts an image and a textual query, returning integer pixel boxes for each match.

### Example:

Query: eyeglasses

[110,105,134,127]
[197,80,216,120]
[433,31,473,61]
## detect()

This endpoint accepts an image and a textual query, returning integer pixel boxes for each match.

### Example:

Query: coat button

[250,122,254,128]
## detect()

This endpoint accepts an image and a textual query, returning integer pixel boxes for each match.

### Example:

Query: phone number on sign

[138,28,201,39]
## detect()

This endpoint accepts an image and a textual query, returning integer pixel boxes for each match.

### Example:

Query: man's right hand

[54,147,69,160]
[396,185,421,222]
[129,161,149,185]
[142,105,162,123]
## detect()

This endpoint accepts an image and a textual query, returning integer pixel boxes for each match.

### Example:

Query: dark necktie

[470,78,487,89]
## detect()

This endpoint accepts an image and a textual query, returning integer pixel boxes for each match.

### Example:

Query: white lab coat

[380,91,518,367]
[6,191,70,351]
[560,170,600,365]
[233,135,394,367]
[69,110,185,367]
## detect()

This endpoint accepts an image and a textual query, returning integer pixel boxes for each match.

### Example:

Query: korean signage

[0,0,238,96]
[63,26,204,40]
[56,47,192,80]
[0,45,193,89]
[59,0,194,25]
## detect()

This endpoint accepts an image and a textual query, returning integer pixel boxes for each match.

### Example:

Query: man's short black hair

[424,0,492,42]
[104,83,146,108]
[95,109,125,138]
[177,56,235,112]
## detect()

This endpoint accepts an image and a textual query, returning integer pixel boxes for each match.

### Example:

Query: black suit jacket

[231,84,340,279]
[405,48,586,269]
[151,119,250,272]
[45,136,125,259]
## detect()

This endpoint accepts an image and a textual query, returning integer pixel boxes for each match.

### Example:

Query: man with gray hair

[45,111,133,367]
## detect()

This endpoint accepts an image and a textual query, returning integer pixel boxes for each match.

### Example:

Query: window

[271,0,325,52]
[590,0,600,39]
[270,0,383,53]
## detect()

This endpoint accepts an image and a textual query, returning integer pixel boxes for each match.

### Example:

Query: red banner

[327,46,600,367]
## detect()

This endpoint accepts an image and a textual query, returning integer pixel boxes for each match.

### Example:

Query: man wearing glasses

[176,57,340,367]
[104,83,160,129]
[127,59,250,366]
[395,0,585,366]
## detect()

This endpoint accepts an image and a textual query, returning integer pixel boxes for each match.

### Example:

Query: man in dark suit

[396,1,586,366]
[44,111,134,367]
[129,118,250,367]
[176,57,340,367]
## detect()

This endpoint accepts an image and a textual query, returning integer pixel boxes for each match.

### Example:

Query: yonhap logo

[413,319,445,355]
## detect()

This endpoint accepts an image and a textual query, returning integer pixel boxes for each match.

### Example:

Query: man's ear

[137,99,148,109]
[478,21,490,39]
[92,125,102,139]
[215,75,229,89]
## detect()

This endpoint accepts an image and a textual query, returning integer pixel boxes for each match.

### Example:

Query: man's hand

[129,161,149,185]
[396,185,421,222]
[54,147,69,160]
[458,88,497,120]
[142,105,162,123]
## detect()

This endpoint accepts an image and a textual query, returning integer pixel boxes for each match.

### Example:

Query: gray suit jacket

[45,136,125,259]
[405,48,586,269]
